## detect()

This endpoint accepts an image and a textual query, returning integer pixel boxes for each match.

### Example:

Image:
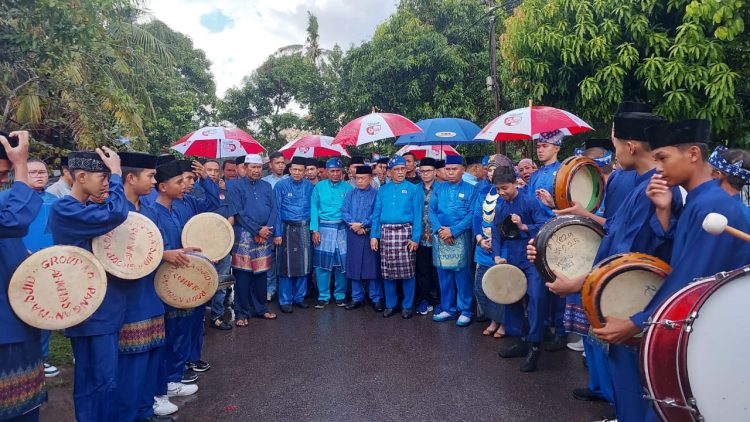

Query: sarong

[313,220,347,273]
[0,341,46,420]
[432,231,470,270]
[380,223,416,280]
[564,293,589,336]
[277,220,312,277]
[232,227,272,273]
[118,316,166,354]
[346,229,379,281]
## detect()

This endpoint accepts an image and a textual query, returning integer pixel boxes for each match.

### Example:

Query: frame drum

[8,245,108,330]
[481,264,527,305]
[582,252,670,331]
[92,211,164,279]
[181,212,235,262]
[642,265,750,422]
[553,156,605,211]
[534,215,605,282]
[154,253,218,309]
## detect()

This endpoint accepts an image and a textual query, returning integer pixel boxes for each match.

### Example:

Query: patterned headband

[709,145,750,182]
[574,148,613,168]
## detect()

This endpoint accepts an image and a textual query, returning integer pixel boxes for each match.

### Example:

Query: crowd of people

[1,99,750,422]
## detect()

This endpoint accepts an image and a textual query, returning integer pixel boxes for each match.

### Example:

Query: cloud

[199,9,235,33]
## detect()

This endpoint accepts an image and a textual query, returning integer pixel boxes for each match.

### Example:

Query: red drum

[641,265,750,421]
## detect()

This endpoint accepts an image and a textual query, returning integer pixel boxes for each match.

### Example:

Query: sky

[146,0,399,97]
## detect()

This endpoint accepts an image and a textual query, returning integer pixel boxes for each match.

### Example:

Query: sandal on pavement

[235,319,249,327]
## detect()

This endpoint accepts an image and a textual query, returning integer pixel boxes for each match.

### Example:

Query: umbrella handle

[528,99,533,108]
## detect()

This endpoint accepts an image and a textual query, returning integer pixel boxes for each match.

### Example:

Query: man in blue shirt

[414,158,441,315]
[263,152,287,302]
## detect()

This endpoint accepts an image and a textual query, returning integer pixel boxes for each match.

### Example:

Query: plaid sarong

[232,227,272,274]
[380,223,416,280]
[278,220,312,277]
[313,221,348,272]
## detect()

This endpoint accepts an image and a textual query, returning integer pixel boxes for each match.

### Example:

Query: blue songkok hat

[709,145,750,183]
[388,155,406,169]
[445,155,464,165]
[325,157,342,169]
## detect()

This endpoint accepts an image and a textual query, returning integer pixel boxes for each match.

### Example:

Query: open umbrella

[395,118,485,145]
[474,106,592,142]
[171,126,266,158]
[278,135,350,159]
[396,144,459,160]
[332,111,422,147]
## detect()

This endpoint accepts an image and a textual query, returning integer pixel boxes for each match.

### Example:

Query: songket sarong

[232,227,272,273]
[0,341,46,420]
[118,316,166,354]
[277,220,312,278]
[432,231,470,270]
[313,221,347,273]
[564,293,589,336]
[380,223,416,280]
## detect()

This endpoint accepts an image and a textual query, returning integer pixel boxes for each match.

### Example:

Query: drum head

[8,245,108,330]
[93,212,164,279]
[568,167,596,210]
[154,253,218,309]
[599,269,664,319]
[482,264,527,304]
[538,217,603,280]
[685,268,750,420]
[554,157,604,211]
[181,212,235,262]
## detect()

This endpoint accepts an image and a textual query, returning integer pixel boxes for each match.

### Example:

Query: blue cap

[388,155,406,169]
[481,155,489,166]
[445,155,464,165]
[325,158,342,169]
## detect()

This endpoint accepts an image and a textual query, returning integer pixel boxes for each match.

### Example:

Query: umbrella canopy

[396,144,459,160]
[474,106,593,142]
[171,126,266,158]
[278,135,350,160]
[332,112,422,146]
[395,118,484,146]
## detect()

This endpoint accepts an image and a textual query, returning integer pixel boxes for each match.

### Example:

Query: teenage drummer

[491,166,549,372]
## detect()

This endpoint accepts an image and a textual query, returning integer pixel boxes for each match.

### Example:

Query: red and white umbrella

[396,144,459,160]
[171,126,266,158]
[475,106,593,142]
[332,112,422,146]
[278,135,350,160]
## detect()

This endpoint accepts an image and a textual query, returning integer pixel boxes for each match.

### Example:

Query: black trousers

[415,245,440,305]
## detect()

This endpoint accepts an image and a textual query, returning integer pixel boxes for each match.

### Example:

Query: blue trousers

[607,344,648,422]
[436,266,473,317]
[584,336,614,403]
[210,287,228,321]
[383,277,415,310]
[352,279,383,303]
[188,307,204,362]
[279,276,308,305]
[164,314,191,383]
[6,408,39,422]
[315,267,347,302]
[548,292,566,336]
[503,264,547,343]
[117,346,163,421]
[235,269,269,318]
[266,251,277,296]
[70,333,120,422]
[40,330,51,359]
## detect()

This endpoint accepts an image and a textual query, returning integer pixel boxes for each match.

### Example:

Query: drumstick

[702,213,750,243]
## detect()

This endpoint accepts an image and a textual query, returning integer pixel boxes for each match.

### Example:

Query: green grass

[48,331,74,367]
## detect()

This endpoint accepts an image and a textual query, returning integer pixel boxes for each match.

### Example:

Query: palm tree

[275,11,330,67]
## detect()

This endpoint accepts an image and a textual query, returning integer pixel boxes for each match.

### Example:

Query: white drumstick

[702,212,750,243]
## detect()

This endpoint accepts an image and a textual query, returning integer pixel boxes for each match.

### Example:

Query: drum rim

[180,212,235,261]
[676,265,750,418]
[154,252,219,309]
[481,263,527,305]
[534,215,605,282]
[553,156,605,211]
[92,211,164,280]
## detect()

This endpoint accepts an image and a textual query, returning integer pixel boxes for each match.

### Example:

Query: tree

[275,11,330,67]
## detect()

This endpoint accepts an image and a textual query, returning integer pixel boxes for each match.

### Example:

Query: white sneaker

[153,395,178,416]
[43,363,60,378]
[567,338,584,352]
[167,382,198,397]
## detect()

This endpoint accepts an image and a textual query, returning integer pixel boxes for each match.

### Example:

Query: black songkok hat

[177,159,193,173]
[316,160,326,169]
[466,155,483,166]
[613,112,667,141]
[584,138,614,152]
[435,160,445,169]
[349,156,365,165]
[234,155,246,165]
[68,151,108,172]
[290,156,307,166]
[305,157,318,167]
[645,119,711,150]
[120,152,158,169]
[355,166,373,175]
[615,101,652,115]
[156,154,176,166]
[156,160,183,183]
[420,157,438,168]
[0,131,19,160]
[376,157,389,165]
[60,156,69,167]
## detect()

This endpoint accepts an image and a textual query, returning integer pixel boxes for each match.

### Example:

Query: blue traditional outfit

[227,172,276,319]
[273,173,314,307]
[371,156,424,312]
[262,172,287,300]
[0,180,45,422]
[428,158,475,322]
[472,179,505,324]
[310,159,352,304]
[342,170,382,305]
[414,165,441,312]
[47,152,130,422]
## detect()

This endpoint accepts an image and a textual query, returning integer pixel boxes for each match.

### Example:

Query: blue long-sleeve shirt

[528,160,560,219]
[491,191,548,268]
[342,186,377,228]
[733,193,750,227]
[428,180,475,237]
[122,201,164,323]
[630,179,750,329]
[0,182,42,344]
[22,190,57,252]
[274,177,313,236]
[603,169,637,218]
[310,179,352,231]
[371,180,424,242]
[227,177,276,237]
[472,182,502,267]
[173,177,220,224]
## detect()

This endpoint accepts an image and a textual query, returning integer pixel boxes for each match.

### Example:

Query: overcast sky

[146,0,399,97]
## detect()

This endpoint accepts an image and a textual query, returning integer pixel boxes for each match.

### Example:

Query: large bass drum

[641,265,750,422]
[534,215,605,282]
